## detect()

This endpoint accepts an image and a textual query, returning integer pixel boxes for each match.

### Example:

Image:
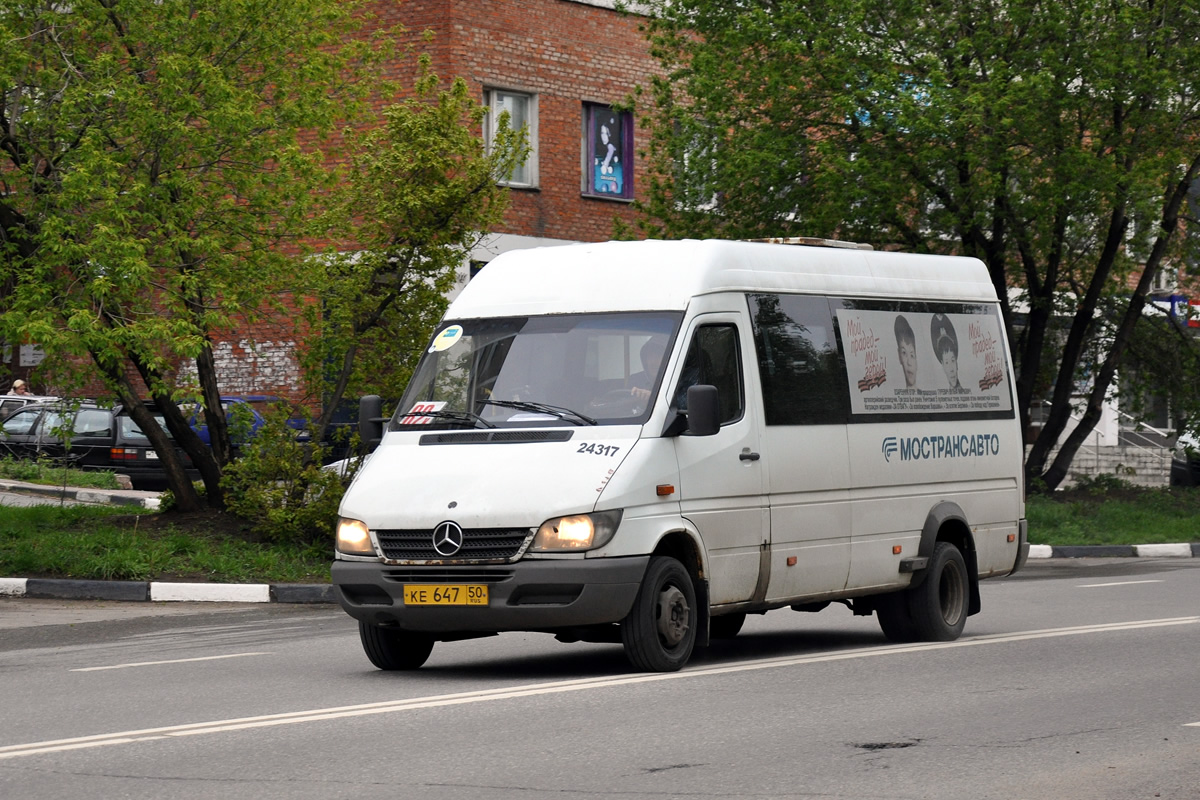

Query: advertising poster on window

[835,308,1011,415]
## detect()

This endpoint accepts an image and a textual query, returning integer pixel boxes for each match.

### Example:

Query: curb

[1027,543,1200,559]
[0,577,334,604]
[3,544,1198,604]
[0,480,161,510]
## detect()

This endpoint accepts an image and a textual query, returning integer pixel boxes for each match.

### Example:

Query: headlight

[336,517,376,556]
[531,510,622,552]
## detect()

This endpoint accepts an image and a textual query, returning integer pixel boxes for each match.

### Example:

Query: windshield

[394,312,683,428]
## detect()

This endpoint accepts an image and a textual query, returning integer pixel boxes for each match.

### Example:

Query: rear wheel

[875,592,918,643]
[358,622,435,670]
[621,556,697,672]
[709,612,746,640]
[906,541,969,641]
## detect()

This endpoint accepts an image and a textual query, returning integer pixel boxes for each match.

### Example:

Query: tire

[905,541,969,641]
[621,556,698,672]
[875,592,918,643]
[358,622,435,670]
[709,612,746,640]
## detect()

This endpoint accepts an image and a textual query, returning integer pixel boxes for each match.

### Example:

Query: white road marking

[70,652,272,672]
[1078,580,1165,588]
[3,616,1196,760]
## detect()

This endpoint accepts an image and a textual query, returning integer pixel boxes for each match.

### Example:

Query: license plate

[144,450,158,460]
[403,584,488,606]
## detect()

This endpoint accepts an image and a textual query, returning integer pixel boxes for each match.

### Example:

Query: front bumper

[332,556,650,633]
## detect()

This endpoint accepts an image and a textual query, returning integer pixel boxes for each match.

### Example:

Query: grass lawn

[0,456,124,490]
[1027,486,1200,546]
[0,504,330,584]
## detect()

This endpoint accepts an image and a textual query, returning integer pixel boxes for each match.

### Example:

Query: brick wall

[366,0,660,243]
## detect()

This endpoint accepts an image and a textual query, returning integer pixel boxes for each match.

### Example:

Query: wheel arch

[917,501,981,616]
[650,527,710,646]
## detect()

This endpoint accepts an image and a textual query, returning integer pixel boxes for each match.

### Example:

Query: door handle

[739,450,760,462]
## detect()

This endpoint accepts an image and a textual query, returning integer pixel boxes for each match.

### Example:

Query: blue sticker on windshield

[430,325,464,352]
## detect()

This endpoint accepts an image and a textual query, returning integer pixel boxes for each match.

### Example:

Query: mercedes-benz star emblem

[432,521,465,557]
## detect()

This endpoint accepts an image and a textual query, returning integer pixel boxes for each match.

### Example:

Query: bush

[220,409,358,544]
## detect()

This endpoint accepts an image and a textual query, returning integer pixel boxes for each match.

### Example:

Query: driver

[630,338,667,401]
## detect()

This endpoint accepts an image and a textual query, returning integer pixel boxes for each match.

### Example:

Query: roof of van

[448,239,997,318]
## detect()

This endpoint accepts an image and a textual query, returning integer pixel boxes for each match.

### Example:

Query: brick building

[373,0,659,267]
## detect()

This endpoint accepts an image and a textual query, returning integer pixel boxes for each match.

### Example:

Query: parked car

[0,394,60,420]
[0,400,197,487]
[185,395,308,447]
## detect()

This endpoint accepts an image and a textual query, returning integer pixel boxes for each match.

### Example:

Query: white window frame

[484,88,538,188]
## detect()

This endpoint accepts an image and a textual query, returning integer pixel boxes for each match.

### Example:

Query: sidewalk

[2,478,1197,605]
[0,478,162,509]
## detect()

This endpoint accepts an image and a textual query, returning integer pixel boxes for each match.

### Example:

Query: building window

[583,103,633,200]
[485,89,536,187]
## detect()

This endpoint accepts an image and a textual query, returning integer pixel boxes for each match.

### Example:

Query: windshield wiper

[396,410,496,429]
[482,399,598,426]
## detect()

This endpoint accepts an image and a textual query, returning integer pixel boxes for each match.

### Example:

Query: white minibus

[333,238,1028,672]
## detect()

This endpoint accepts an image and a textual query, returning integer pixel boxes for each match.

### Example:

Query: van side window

[748,294,849,425]
[674,324,744,424]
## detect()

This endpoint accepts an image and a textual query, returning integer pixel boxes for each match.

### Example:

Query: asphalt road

[1,558,1198,799]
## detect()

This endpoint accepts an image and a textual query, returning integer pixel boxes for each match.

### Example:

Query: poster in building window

[836,308,1011,415]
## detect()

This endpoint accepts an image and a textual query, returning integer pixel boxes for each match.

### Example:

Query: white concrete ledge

[150,582,271,603]
[1028,544,1054,559]
[0,578,27,597]
[1133,543,1194,558]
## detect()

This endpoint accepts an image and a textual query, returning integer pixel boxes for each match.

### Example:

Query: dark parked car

[0,400,197,487]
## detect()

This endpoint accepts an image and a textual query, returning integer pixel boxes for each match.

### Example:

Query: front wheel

[621,556,697,672]
[359,622,435,670]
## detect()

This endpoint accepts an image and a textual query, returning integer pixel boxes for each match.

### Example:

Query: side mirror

[685,385,720,437]
[358,395,384,453]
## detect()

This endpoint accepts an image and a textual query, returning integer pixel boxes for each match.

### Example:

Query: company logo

[432,521,465,557]
[882,433,1001,462]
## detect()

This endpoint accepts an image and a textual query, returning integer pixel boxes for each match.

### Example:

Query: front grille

[382,568,515,583]
[377,528,532,562]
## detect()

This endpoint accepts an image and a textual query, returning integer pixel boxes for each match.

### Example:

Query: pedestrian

[7,379,30,396]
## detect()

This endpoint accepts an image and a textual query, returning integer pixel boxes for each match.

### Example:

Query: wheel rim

[938,561,966,626]
[656,584,690,647]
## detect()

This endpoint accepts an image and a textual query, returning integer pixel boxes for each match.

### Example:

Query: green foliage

[635,0,1200,489]
[0,456,123,490]
[303,57,529,438]
[0,0,385,507]
[1067,473,1142,496]
[219,409,355,545]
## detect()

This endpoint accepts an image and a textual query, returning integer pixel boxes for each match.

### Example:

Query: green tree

[304,58,527,444]
[0,0,380,510]
[634,0,1200,490]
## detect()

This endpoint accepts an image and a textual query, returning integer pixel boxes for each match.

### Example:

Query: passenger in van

[932,314,966,392]
[630,338,667,401]
[894,315,919,389]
